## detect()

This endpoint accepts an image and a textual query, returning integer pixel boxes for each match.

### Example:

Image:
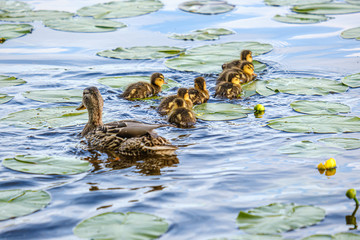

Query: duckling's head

[239,61,255,76]
[173,98,186,109]
[227,72,241,85]
[151,72,166,87]
[76,86,104,112]
[177,88,190,100]
[241,50,253,62]
[194,77,207,91]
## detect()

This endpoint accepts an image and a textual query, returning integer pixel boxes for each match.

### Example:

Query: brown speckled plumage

[188,77,209,105]
[157,88,193,115]
[215,72,242,99]
[167,98,196,128]
[217,61,255,85]
[121,73,164,100]
[221,50,253,70]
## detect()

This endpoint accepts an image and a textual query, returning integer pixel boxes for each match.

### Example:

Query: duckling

[215,72,242,99]
[217,61,256,85]
[157,88,193,116]
[77,86,177,156]
[188,77,210,105]
[167,98,196,128]
[221,49,253,70]
[121,72,165,100]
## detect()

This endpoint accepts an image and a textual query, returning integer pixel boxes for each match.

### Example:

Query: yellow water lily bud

[254,111,264,118]
[346,189,357,200]
[324,158,336,169]
[325,169,336,176]
[317,163,326,170]
[318,169,325,175]
[254,104,265,112]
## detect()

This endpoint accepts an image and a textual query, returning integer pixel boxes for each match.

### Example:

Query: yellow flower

[324,158,336,169]
[317,163,326,170]
[346,189,357,200]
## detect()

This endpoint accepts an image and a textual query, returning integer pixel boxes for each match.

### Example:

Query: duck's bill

[76,102,86,110]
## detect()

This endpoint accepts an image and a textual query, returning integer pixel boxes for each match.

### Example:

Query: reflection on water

[346,203,359,230]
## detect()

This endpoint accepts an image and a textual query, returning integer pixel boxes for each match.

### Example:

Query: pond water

[1,0,360,239]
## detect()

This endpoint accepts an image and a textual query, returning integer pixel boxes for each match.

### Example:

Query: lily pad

[341,27,360,40]
[0,106,88,129]
[268,115,360,133]
[97,76,180,91]
[318,137,360,150]
[0,189,51,221]
[210,235,286,240]
[292,3,360,15]
[346,0,360,5]
[44,17,126,33]
[236,203,326,234]
[342,73,360,87]
[169,28,234,41]
[0,75,26,88]
[303,232,360,240]
[278,140,342,158]
[0,0,32,12]
[265,0,331,6]
[290,100,350,114]
[22,89,83,103]
[0,93,13,104]
[97,46,185,60]
[179,0,235,15]
[0,10,74,22]
[77,0,163,19]
[266,77,348,95]
[3,155,91,175]
[165,41,272,74]
[0,23,33,41]
[194,103,253,121]
[74,212,169,240]
[273,13,330,24]
[242,80,277,98]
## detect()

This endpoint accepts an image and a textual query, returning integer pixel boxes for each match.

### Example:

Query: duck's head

[240,50,253,62]
[227,72,241,85]
[239,61,256,77]
[172,98,186,109]
[151,72,166,88]
[177,88,190,101]
[76,86,104,112]
[194,77,207,91]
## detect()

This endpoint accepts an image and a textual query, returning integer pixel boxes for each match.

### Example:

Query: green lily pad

[303,232,360,240]
[341,27,360,40]
[265,0,331,6]
[22,89,83,103]
[0,10,74,22]
[0,93,13,104]
[210,235,286,240]
[242,80,277,98]
[0,23,33,41]
[0,106,88,129]
[3,155,91,175]
[268,115,360,133]
[290,100,350,114]
[165,41,272,74]
[278,140,342,158]
[97,76,180,91]
[273,13,330,24]
[44,17,126,33]
[0,75,26,88]
[194,103,253,121]
[179,0,235,15]
[0,0,32,12]
[346,0,360,5]
[77,0,163,19]
[0,189,51,221]
[318,137,360,150]
[292,3,360,15]
[236,203,326,234]
[74,212,169,240]
[169,28,234,41]
[342,73,360,87]
[97,46,185,60]
[266,77,348,95]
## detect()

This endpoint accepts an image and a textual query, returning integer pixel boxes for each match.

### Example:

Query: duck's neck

[151,84,161,95]
[82,106,103,137]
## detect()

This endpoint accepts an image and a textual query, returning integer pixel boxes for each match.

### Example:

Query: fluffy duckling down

[157,88,193,116]
[167,98,196,128]
[222,49,253,70]
[217,61,256,85]
[215,72,242,99]
[188,77,210,105]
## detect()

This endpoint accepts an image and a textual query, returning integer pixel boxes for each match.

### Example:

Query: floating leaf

[342,73,360,87]
[278,140,342,158]
[346,0,360,5]
[266,77,348,95]
[236,203,325,234]
[169,28,234,41]
[74,212,169,240]
[3,155,91,175]
[97,46,185,60]
[165,41,272,74]
[97,76,180,91]
[273,13,330,24]
[265,0,331,6]
[0,75,26,88]
[0,10,74,22]
[179,0,235,15]
[194,103,253,121]
[22,89,83,103]
[292,3,360,15]
[77,0,163,19]
[303,232,360,240]
[0,93,13,104]
[210,235,286,240]
[341,27,360,40]
[242,80,277,98]
[0,106,88,128]
[44,17,126,33]
[268,115,360,133]
[0,189,51,221]
[0,0,32,12]
[0,23,33,41]
[290,100,350,114]
[318,137,360,150]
